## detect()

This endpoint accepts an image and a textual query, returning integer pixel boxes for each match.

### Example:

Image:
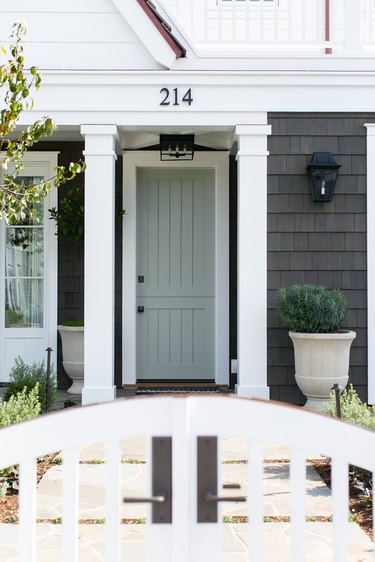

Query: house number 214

[160,87,193,106]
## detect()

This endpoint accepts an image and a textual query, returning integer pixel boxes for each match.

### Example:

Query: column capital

[81,124,119,138]
[364,123,375,135]
[81,125,119,159]
[235,124,271,159]
[235,124,272,138]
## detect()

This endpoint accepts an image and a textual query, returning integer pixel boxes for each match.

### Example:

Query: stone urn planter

[57,324,84,394]
[289,331,356,411]
[277,284,356,411]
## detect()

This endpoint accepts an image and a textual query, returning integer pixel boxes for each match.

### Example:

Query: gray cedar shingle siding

[267,113,372,404]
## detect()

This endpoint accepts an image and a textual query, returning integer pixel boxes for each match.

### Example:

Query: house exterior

[0,0,374,406]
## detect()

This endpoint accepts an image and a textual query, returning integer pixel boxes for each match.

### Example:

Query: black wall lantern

[160,134,195,161]
[306,152,341,202]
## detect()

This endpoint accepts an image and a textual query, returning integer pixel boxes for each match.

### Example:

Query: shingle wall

[35,142,123,389]
[267,113,372,404]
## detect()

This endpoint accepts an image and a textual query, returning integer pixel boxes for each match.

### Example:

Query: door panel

[137,169,215,380]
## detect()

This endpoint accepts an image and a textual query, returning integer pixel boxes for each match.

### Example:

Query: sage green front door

[136,168,215,380]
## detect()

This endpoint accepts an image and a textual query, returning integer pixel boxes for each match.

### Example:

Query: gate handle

[203,490,246,503]
[124,492,166,504]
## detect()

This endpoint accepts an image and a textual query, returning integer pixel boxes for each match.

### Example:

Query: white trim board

[122,151,229,385]
[365,123,375,404]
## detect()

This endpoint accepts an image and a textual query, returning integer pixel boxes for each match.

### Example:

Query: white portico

[1,0,375,404]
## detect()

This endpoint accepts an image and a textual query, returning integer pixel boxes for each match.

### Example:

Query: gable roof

[137,0,186,59]
[112,0,186,69]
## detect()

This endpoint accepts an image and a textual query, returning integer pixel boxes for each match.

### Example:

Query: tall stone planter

[289,331,356,411]
[57,325,84,394]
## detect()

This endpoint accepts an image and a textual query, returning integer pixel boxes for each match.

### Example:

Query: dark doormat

[136,387,227,395]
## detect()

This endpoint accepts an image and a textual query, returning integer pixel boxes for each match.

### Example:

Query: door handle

[138,306,144,313]
[123,437,172,523]
[197,436,247,523]
[124,493,166,504]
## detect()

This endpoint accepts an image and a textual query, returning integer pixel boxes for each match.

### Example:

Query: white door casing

[136,168,215,380]
[123,151,229,385]
[0,152,58,381]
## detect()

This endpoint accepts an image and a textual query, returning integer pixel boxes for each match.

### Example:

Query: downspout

[325,0,332,54]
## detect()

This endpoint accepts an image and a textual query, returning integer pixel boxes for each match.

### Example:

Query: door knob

[138,306,144,313]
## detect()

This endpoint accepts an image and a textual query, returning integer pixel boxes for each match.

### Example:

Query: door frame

[122,151,229,385]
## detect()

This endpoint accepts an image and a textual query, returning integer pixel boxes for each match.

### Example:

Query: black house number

[160,87,193,106]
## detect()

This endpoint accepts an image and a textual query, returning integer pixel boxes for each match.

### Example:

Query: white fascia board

[14,69,375,128]
[112,0,177,69]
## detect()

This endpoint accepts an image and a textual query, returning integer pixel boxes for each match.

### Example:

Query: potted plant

[57,320,84,394]
[276,284,356,411]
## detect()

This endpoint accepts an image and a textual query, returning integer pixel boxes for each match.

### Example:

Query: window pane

[10,176,44,225]
[5,279,43,328]
[5,228,44,277]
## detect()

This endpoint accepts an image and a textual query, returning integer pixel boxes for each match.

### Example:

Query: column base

[82,385,117,406]
[235,385,270,400]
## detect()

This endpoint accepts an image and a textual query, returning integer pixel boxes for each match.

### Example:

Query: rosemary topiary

[276,284,348,333]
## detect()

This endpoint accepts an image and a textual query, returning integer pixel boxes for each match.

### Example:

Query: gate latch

[197,436,246,523]
[124,437,172,524]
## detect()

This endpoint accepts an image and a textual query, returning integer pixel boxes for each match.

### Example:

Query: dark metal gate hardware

[197,436,247,523]
[124,437,172,523]
[137,306,144,313]
[138,275,145,283]
[123,493,166,504]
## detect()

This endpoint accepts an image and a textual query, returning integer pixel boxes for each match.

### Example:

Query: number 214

[160,88,193,106]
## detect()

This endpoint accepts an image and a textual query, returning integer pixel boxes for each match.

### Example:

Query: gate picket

[0,396,374,561]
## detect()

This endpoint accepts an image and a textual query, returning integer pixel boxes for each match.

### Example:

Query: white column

[235,124,271,399]
[365,124,375,404]
[81,125,118,405]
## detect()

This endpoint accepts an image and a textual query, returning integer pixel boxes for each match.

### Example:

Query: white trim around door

[122,151,229,385]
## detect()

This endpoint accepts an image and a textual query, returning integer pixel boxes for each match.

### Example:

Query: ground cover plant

[4,356,56,412]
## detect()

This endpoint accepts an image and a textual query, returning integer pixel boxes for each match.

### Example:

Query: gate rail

[0,395,374,561]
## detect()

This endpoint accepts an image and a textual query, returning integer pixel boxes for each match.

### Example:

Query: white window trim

[0,151,58,379]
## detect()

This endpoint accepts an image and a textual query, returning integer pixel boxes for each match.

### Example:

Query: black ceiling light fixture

[160,134,195,161]
[306,152,341,202]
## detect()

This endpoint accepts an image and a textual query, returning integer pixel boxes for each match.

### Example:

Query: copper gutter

[325,0,332,54]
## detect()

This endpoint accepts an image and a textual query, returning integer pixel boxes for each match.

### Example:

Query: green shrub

[0,386,41,496]
[4,357,56,412]
[276,284,348,333]
[324,384,375,431]
[62,319,84,327]
[0,385,40,428]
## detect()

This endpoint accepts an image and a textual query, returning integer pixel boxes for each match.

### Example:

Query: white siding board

[1,0,116,12]
[0,7,162,70]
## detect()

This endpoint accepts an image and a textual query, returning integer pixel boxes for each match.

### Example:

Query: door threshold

[124,381,223,389]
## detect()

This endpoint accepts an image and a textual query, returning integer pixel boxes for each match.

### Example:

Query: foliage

[0,23,85,224]
[276,284,348,333]
[0,385,41,496]
[324,384,375,431]
[48,187,84,243]
[4,356,56,412]
[62,319,84,327]
[0,385,40,428]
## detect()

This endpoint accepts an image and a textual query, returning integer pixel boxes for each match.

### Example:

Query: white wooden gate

[0,395,374,562]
